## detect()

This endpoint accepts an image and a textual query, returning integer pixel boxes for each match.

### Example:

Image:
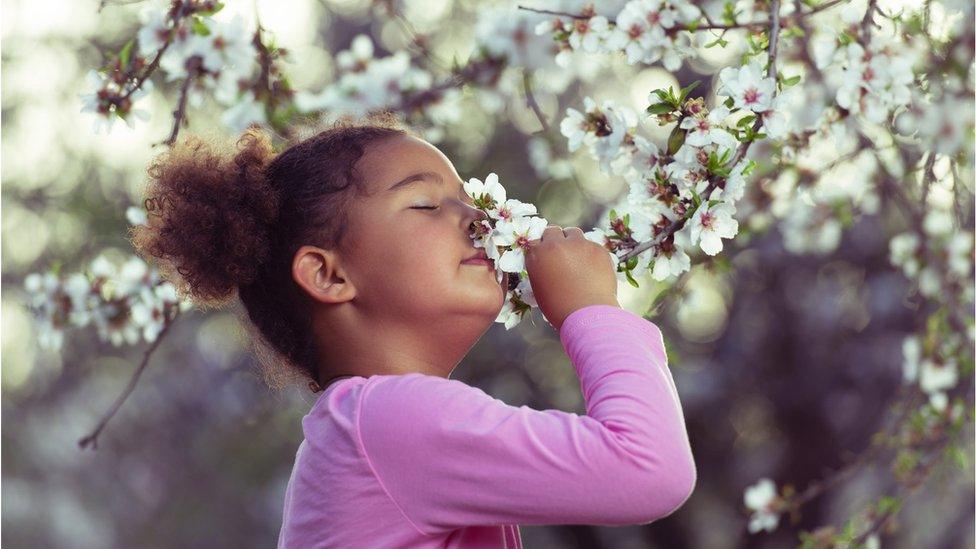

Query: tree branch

[78,308,181,450]
[522,70,551,133]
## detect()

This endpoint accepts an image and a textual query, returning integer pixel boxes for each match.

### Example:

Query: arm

[355,304,697,536]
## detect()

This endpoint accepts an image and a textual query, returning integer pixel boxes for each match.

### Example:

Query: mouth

[461,249,494,268]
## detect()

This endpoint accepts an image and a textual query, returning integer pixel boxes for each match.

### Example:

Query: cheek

[385,217,459,273]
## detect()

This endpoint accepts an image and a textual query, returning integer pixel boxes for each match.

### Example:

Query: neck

[313,305,491,384]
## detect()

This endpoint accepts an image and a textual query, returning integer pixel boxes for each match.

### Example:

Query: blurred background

[2,0,973,547]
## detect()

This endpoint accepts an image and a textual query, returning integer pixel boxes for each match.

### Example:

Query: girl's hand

[524,225,620,331]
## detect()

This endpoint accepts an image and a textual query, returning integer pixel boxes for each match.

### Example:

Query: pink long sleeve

[356,304,697,537]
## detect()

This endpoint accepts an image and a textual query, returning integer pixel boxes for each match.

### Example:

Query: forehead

[357,134,457,193]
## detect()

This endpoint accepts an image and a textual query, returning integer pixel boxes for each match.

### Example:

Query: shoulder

[360,373,494,410]
[357,373,508,443]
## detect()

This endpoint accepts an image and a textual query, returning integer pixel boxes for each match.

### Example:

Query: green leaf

[781,74,801,87]
[722,1,738,25]
[723,96,734,108]
[647,102,675,115]
[737,114,757,127]
[704,35,729,48]
[119,38,134,68]
[679,80,701,102]
[196,1,225,16]
[191,17,211,36]
[782,25,806,39]
[742,159,758,177]
[949,445,969,471]
[667,126,686,155]
[876,495,902,515]
[624,269,640,288]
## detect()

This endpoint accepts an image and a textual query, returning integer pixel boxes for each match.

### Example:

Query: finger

[541,225,563,242]
[563,226,585,239]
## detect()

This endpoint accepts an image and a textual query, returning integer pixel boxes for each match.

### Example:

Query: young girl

[131,112,697,548]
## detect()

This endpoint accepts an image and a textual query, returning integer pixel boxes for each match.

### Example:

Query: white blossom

[687,200,739,256]
[744,478,780,534]
[680,104,737,149]
[718,59,776,114]
[902,335,921,383]
[492,215,550,273]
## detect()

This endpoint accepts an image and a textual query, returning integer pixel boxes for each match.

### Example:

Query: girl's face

[337,134,507,327]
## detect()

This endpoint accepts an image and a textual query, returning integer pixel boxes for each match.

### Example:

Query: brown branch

[522,70,551,133]
[860,0,881,38]
[518,0,846,31]
[850,431,955,546]
[379,0,449,71]
[78,308,182,450]
[516,4,762,29]
[157,70,195,148]
[786,386,925,511]
[119,40,172,103]
[116,2,199,103]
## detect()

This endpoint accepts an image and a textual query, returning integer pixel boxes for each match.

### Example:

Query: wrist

[555,297,620,330]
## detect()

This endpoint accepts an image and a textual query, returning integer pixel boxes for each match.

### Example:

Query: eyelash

[411,205,440,210]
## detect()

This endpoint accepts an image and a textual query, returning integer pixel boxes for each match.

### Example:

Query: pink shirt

[277,304,697,548]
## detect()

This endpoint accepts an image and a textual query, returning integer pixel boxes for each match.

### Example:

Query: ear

[292,245,357,305]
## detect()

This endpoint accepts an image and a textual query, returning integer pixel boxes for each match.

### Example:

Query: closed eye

[410,205,440,210]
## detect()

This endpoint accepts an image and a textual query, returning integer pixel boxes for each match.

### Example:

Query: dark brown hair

[130,111,415,392]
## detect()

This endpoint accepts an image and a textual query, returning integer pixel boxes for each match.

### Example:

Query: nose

[459,198,487,228]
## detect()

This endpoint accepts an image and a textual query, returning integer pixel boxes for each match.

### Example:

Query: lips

[461,249,494,268]
[463,250,489,262]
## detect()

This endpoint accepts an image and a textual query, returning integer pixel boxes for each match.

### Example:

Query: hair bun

[130,127,282,309]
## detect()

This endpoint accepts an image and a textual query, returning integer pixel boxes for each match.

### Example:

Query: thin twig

[522,71,551,133]
[158,69,196,147]
[860,0,881,38]
[78,309,182,450]
[117,1,199,103]
[517,0,846,31]
[516,4,762,29]
[849,431,955,546]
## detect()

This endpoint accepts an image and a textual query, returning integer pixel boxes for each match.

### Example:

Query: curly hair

[130,111,415,393]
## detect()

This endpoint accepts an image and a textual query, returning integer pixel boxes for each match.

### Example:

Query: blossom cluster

[295,34,464,143]
[889,227,973,300]
[743,477,781,533]
[23,257,186,353]
[22,206,192,352]
[533,0,707,70]
[80,2,269,134]
[556,56,788,283]
[900,332,969,413]
[811,26,922,124]
[464,173,552,329]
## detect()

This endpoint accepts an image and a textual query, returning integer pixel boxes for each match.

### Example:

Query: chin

[455,284,505,322]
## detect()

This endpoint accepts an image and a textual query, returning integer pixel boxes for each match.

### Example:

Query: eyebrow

[387,171,444,192]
